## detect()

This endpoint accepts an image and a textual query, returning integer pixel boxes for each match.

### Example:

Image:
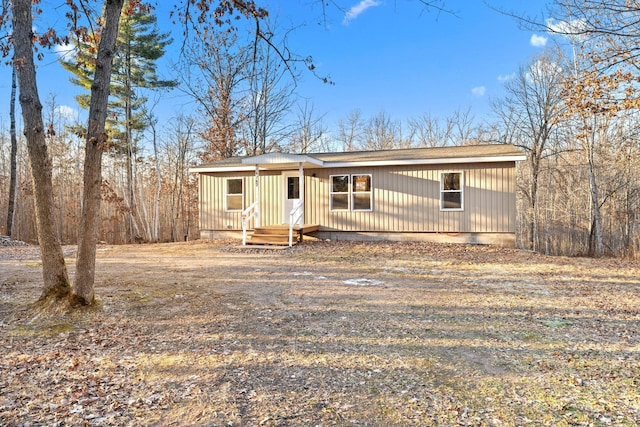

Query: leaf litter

[0,240,638,426]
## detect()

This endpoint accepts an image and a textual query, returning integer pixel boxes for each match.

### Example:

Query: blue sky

[0,0,553,136]
[282,0,552,127]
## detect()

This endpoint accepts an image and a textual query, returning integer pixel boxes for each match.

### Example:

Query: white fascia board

[326,155,526,168]
[242,153,324,167]
[189,166,258,173]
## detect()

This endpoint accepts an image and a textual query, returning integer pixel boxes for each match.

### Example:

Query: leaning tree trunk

[12,0,71,300]
[73,0,125,305]
[6,63,18,237]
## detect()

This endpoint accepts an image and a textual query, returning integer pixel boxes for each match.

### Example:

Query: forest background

[1,0,639,259]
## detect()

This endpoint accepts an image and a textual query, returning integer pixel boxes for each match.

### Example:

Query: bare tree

[177,15,296,159]
[408,112,454,147]
[178,31,251,161]
[509,0,640,256]
[336,109,364,152]
[450,108,478,145]
[44,94,83,244]
[6,62,17,237]
[492,50,567,251]
[241,19,297,155]
[541,1,640,76]
[73,0,126,304]
[361,110,404,150]
[287,100,327,153]
[11,0,71,300]
[144,104,161,243]
[407,108,477,147]
[164,115,196,242]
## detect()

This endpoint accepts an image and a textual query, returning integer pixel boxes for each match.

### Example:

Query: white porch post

[298,162,304,227]
[254,165,260,228]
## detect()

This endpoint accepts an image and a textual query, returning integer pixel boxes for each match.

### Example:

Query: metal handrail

[288,199,304,247]
[241,201,259,245]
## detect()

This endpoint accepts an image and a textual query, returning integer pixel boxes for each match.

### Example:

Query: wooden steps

[247,224,319,246]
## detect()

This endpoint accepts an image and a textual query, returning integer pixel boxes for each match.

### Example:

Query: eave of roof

[241,152,324,169]
[189,144,526,173]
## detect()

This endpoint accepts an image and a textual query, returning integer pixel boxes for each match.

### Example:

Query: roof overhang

[189,148,526,173]
[189,165,257,173]
[189,153,326,173]
[241,152,325,169]
[327,154,527,168]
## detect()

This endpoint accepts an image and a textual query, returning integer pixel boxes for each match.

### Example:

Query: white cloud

[498,73,516,82]
[54,43,76,60]
[343,0,381,24]
[546,17,588,36]
[54,105,78,121]
[526,58,564,83]
[472,86,486,97]
[530,34,548,47]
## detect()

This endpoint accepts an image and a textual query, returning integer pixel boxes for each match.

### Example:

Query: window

[226,178,243,211]
[330,174,373,211]
[287,176,300,200]
[352,174,372,211]
[440,172,463,211]
[330,175,350,210]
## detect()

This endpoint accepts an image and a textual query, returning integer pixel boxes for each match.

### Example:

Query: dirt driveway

[1,240,639,426]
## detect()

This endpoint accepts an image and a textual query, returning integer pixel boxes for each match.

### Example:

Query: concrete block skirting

[200,230,516,248]
[313,231,516,247]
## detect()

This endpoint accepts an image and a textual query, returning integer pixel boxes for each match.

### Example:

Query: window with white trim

[330,175,350,210]
[330,174,373,211]
[440,172,463,211]
[226,178,244,211]
[352,174,372,211]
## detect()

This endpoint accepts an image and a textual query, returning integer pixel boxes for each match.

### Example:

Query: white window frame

[330,174,374,212]
[225,178,244,212]
[440,171,464,211]
[330,175,350,211]
[351,174,373,212]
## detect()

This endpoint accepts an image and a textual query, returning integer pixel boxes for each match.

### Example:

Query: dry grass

[0,240,639,426]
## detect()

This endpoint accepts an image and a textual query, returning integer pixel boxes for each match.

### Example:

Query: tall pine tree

[61,4,176,242]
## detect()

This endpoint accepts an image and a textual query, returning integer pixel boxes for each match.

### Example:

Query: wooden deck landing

[248,224,319,246]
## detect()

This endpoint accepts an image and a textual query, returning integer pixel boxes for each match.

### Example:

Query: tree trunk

[12,0,71,300]
[529,160,539,252]
[6,63,18,237]
[126,151,135,241]
[126,103,136,242]
[73,0,125,305]
[151,122,161,243]
[135,172,151,241]
[587,140,604,257]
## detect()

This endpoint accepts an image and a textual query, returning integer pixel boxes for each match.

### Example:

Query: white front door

[282,171,301,225]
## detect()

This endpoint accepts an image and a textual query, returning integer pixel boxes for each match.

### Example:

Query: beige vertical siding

[199,171,282,230]
[198,161,517,233]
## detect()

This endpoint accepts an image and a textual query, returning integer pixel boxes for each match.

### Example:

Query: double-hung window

[440,172,463,211]
[330,174,373,211]
[330,175,350,211]
[352,175,372,211]
[226,178,244,212]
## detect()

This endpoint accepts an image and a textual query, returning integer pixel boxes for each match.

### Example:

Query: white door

[282,171,301,225]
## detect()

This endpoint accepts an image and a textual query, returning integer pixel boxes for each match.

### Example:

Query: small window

[352,174,372,211]
[440,172,463,211]
[287,176,300,200]
[226,178,243,211]
[330,175,350,210]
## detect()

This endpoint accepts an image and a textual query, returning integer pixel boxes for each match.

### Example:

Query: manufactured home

[190,144,526,246]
